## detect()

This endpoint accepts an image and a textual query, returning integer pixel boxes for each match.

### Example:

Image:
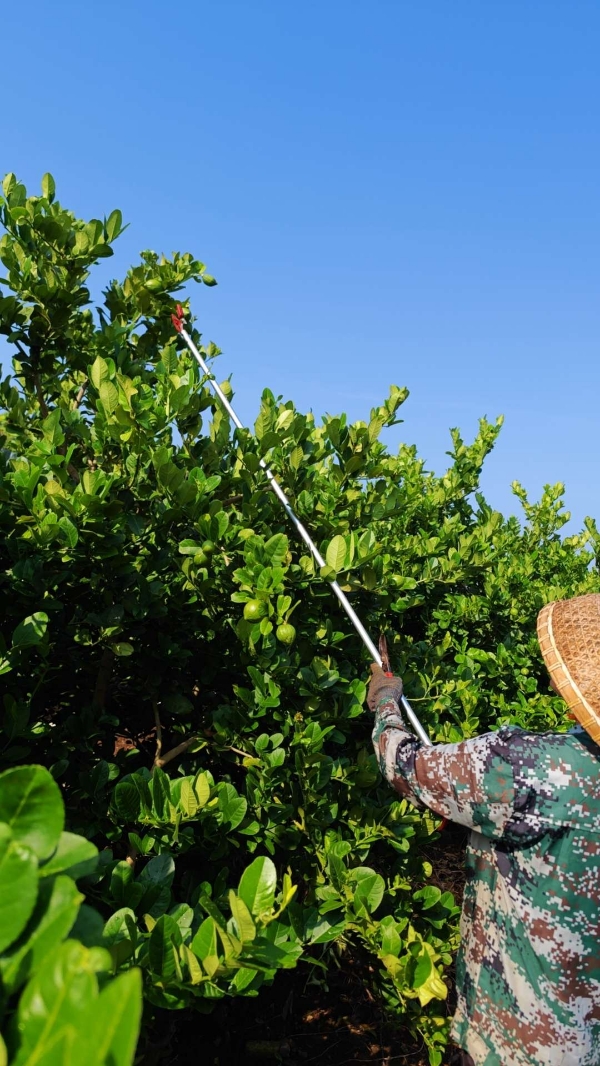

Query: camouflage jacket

[372,697,600,1066]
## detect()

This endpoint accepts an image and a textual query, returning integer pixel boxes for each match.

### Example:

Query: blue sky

[1,1,598,530]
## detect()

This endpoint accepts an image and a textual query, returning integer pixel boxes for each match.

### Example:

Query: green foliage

[0,173,598,1063]
[0,764,141,1065]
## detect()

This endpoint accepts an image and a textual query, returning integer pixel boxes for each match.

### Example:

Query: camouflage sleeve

[371,695,520,839]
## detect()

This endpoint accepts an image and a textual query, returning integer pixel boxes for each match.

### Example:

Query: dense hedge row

[1,174,598,1063]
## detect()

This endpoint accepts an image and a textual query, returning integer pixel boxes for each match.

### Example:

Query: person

[367,593,600,1066]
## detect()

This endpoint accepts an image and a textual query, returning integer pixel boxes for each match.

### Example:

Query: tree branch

[56,440,81,484]
[73,379,88,410]
[34,376,48,418]
[14,342,49,419]
[92,648,114,712]
[30,344,50,420]
[152,701,163,767]
[227,745,251,758]
[154,736,198,769]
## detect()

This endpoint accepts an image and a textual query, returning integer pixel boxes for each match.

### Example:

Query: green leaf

[349,867,385,916]
[289,446,303,470]
[41,173,56,202]
[41,409,63,447]
[148,914,182,981]
[13,1026,73,1065]
[0,824,38,953]
[102,908,136,948]
[238,856,277,917]
[127,833,148,855]
[81,469,100,495]
[105,209,123,242]
[39,832,98,880]
[412,948,433,989]
[69,905,105,948]
[307,912,347,945]
[110,861,134,905]
[99,380,119,415]
[228,891,256,942]
[181,943,204,985]
[275,409,294,433]
[413,885,442,910]
[149,768,171,820]
[0,875,83,994]
[112,642,133,657]
[90,356,110,391]
[193,772,211,807]
[0,765,64,860]
[416,968,448,1007]
[161,694,193,717]
[191,916,220,977]
[197,895,227,931]
[85,969,142,1066]
[319,564,336,581]
[379,916,402,956]
[13,940,96,1065]
[217,784,247,830]
[178,539,203,555]
[264,533,289,565]
[2,172,16,196]
[114,781,142,822]
[326,535,346,572]
[179,779,198,818]
[12,613,49,650]
[169,903,194,938]
[58,517,78,548]
[139,852,175,886]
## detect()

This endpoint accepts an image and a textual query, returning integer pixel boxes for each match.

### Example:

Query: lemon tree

[1,173,598,1064]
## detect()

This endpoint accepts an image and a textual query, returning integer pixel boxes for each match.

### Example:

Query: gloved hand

[366,664,403,713]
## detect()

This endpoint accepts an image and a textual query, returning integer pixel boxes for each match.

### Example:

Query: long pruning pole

[172,306,431,746]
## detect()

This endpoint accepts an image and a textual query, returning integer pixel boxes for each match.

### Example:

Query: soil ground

[138,826,468,1066]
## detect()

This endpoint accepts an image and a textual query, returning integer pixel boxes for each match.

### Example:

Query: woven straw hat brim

[537,594,600,745]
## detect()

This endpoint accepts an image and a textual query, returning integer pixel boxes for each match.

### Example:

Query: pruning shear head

[379,633,392,676]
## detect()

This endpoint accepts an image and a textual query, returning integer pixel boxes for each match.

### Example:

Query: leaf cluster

[0,764,141,1065]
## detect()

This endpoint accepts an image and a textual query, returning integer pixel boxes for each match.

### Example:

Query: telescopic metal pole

[172,307,431,746]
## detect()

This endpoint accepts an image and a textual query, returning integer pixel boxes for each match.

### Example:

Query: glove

[366,663,403,713]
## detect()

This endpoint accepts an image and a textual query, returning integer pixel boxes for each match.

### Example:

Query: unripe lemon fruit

[276,623,296,645]
[244,599,267,622]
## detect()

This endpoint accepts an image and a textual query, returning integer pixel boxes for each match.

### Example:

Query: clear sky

[1,1,598,530]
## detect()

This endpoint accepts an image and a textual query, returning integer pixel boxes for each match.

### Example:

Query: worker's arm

[368,665,520,839]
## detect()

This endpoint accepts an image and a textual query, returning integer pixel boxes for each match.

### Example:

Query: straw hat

[537,593,600,744]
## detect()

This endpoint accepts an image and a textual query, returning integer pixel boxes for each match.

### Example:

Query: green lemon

[202,541,216,555]
[193,551,208,566]
[276,623,296,645]
[244,599,267,622]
